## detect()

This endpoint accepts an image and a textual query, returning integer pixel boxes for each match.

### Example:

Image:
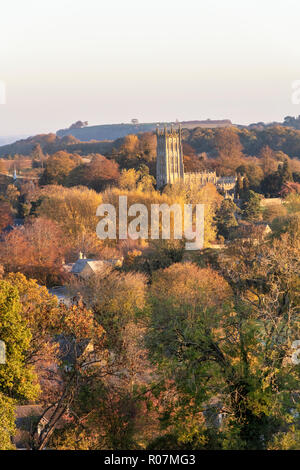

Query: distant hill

[245,115,300,131]
[57,120,232,141]
[0,135,29,146]
[0,133,114,157]
[0,120,232,157]
[2,122,300,161]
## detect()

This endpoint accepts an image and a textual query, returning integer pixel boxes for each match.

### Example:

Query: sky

[1,0,300,136]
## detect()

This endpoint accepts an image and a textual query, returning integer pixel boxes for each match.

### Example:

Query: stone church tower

[156,124,184,189]
[156,124,238,196]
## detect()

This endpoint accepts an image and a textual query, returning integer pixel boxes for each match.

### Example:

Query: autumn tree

[5,184,20,211]
[0,202,13,231]
[30,300,107,450]
[119,168,140,191]
[0,280,40,449]
[215,127,243,174]
[0,218,66,285]
[31,143,45,168]
[147,263,233,448]
[119,165,155,192]
[37,185,103,258]
[188,182,223,245]
[218,236,300,448]
[147,244,300,449]
[42,270,150,450]
[260,146,276,176]
[68,268,147,353]
[66,154,120,192]
[40,151,81,185]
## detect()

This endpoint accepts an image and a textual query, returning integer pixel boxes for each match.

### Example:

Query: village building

[70,252,123,279]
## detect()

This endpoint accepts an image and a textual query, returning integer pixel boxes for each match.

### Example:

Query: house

[14,405,44,449]
[230,221,272,243]
[70,252,123,279]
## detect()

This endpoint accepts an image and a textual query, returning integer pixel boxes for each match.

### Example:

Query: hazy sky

[1,0,300,136]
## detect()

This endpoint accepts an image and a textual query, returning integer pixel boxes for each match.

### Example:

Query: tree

[235,174,244,199]
[218,236,300,448]
[0,202,13,231]
[245,164,264,191]
[0,280,40,448]
[215,127,243,173]
[261,159,293,197]
[30,300,107,450]
[147,263,234,448]
[215,199,238,239]
[147,240,300,449]
[5,184,20,210]
[0,393,16,450]
[242,190,262,221]
[119,165,155,192]
[66,154,120,191]
[280,182,300,197]
[121,134,139,155]
[260,146,275,176]
[68,268,147,352]
[0,218,66,285]
[260,171,282,197]
[31,143,45,168]
[36,185,103,256]
[137,164,156,192]
[187,183,223,245]
[34,268,149,450]
[40,151,81,185]
[5,273,60,367]
[119,168,139,191]
[241,175,250,199]
[279,159,293,184]
[271,213,300,240]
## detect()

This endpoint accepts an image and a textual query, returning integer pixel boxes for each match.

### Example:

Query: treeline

[0,133,114,158]
[183,125,300,158]
[3,123,300,160]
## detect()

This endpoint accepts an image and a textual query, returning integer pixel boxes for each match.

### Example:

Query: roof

[71,258,123,274]
[71,259,105,274]
[14,405,44,449]
[55,335,92,365]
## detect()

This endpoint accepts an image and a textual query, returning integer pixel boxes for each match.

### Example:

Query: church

[156,124,237,196]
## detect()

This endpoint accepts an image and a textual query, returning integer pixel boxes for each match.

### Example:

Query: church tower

[156,124,184,189]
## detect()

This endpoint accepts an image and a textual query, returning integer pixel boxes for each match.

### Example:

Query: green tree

[0,394,16,450]
[235,174,244,199]
[215,199,238,239]
[137,164,156,192]
[241,175,250,199]
[242,190,262,221]
[0,280,40,448]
